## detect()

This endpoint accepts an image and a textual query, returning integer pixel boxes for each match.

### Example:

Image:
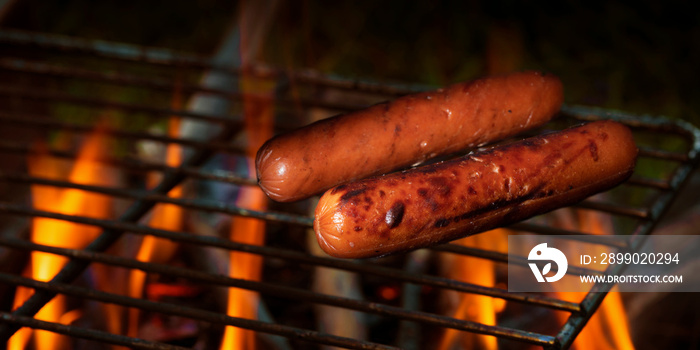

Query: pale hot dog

[256,71,564,202]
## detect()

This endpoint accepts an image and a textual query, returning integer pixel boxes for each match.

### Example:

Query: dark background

[2,0,698,125]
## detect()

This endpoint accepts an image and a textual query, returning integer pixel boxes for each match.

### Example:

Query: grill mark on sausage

[340,187,369,202]
[588,140,599,161]
[436,183,550,228]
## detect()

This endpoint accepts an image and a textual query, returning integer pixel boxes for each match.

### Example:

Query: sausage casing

[314,120,638,258]
[256,71,563,202]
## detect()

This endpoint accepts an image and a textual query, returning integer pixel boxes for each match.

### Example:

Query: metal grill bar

[0,169,663,233]
[0,121,238,339]
[0,165,656,225]
[549,105,700,350]
[0,204,580,313]
[0,117,696,347]
[0,312,190,350]
[572,201,650,219]
[0,238,557,347]
[0,58,365,113]
[0,86,235,125]
[0,274,397,350]
[431,244,604,277]
[0,140,256,187]
[1,28,699,349]
[0,112,246,154]
[0,28,425,96]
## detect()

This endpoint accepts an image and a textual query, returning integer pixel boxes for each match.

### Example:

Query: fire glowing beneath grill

[221,79,275,350]
[10,130,115,349]
[128,113,184,339]
[549,210,635,350]
[439,228,508,350]
[436,211,637,350]
[3,105,640,350]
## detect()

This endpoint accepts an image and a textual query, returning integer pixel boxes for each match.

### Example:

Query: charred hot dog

[313,120,638,258]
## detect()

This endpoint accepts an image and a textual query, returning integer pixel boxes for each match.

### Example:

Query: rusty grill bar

[0,28,698,349]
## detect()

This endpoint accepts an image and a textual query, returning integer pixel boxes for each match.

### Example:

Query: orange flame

[553,209,635,350]
[220,1,276,346]
[439,228,509,350]
[126,81,184,339]
[220,82,274,349]
[9,130,113,350]
[127,116,183,338]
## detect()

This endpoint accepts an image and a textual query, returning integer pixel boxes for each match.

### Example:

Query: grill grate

[0,28,699,349]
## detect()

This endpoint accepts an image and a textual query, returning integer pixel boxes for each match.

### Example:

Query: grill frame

[1,28,699,349]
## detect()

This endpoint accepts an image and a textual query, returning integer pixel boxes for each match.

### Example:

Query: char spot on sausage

[354,226,363,231]
[522,138,547,150]
[601,132,609,141]
[453,182,549,223]
[499,165,506,172]
[385,201,405,229]
[379,190,386,198]
[521,140,535,148]
[330,184,347,195]
[427,177,451,197]
[588,140,599,161]
[417,188,429,197]
[417,166,438,174]
[468,186,477,195]
[426,198,440,212]
[434,218,451,228]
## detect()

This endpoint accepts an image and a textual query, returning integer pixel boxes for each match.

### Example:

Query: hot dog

[314,120,637,259]
[256,71,564,202]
